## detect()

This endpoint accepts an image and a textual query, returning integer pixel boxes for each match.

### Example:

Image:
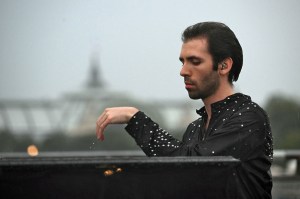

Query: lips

[184,82,194,89]
[184,77,194,89]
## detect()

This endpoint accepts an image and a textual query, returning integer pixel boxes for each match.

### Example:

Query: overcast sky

[0,0,299,106]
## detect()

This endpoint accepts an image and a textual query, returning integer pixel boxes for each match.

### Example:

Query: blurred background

[0,0,299,163]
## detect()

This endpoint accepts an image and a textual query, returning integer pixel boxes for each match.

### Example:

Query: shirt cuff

[125,111,151,139]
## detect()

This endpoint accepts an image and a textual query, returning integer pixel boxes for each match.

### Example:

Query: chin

[188,91,211,100]
[188,93,202,100]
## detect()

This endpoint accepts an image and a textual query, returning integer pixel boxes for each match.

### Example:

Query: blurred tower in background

[86,56,104,89]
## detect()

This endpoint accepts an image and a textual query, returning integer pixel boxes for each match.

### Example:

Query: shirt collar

[196,93,250,116]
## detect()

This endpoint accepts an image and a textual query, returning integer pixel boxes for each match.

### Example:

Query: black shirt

[125,93,273,198]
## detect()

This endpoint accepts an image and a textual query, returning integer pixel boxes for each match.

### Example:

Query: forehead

[180,38,210,57]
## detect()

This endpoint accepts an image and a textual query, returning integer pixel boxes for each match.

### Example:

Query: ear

[218,57,233,76]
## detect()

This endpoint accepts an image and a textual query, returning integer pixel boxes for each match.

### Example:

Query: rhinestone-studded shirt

[125,93,273,198]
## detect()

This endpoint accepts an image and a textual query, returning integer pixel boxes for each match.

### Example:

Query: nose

[180,64,190,77]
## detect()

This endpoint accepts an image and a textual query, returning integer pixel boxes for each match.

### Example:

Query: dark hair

[181,22,243,83]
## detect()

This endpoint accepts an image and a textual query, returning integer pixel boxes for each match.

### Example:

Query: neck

[202,84,234,121]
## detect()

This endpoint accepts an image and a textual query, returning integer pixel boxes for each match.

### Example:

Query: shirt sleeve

[125,111,190,156]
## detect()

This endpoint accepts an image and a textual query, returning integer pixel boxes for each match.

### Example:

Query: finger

[97,110,108,126]
[99,115,111,136]
[96,121,106,141]
[96,111,109,140]
[96,123,105,141]
[96,124,103,141]
[97,113,113,141]
[99,131,104,141]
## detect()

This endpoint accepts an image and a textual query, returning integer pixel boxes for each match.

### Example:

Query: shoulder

[239,95,268,116]
[235,95,270,127]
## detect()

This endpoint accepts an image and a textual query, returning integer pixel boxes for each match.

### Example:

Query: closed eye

[179,56,203,66]
[187,56,202,66]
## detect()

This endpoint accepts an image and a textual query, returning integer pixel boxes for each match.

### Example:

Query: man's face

[179,38,220,100]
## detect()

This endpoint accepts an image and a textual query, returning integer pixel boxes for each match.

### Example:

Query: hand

[96,107,139,141]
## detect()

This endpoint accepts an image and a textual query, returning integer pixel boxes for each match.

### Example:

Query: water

[89,142,95,150]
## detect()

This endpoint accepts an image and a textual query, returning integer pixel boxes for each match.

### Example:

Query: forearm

[125,111,188,156]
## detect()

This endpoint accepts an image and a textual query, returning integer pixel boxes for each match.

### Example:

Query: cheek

[192,70,206,82]
[194,69,217,86]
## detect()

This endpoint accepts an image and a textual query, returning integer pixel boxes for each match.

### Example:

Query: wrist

[127,107,139,121]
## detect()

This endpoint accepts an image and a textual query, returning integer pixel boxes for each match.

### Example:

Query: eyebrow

[179,56,203,63]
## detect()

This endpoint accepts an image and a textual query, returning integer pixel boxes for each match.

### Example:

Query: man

[96,22,273,198]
